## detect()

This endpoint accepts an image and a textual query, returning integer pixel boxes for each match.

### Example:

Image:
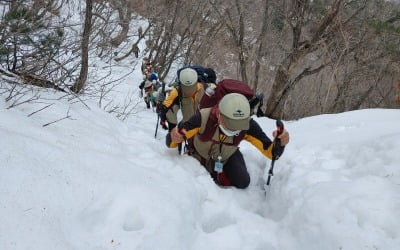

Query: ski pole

[178,143,182,155]
[154,114,160,138]
[266,120,284,186]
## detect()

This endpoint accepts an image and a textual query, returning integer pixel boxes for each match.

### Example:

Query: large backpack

[168,65,207,108]
[200,79,265,117]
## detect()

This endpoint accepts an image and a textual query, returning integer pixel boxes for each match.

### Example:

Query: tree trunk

[253,0,269,91]
[264,0,343,119]
[235,0,247,82]
[265,66,290,118]
[71,0,92,94]
[110,7,132,47]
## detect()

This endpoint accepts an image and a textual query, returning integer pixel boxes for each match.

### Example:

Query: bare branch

[42,108,74,127]
[27,103,54,117]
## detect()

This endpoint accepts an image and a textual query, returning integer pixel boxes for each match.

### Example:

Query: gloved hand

[171,127,185,143]
[160,120,168,130]
[273,129,290,146]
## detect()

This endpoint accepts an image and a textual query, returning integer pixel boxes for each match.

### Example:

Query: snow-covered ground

[1,58,399,250]
[1,4,400,247]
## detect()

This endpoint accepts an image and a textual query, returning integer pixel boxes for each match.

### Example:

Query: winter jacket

[160,83,204,124]
[166,107,284,168]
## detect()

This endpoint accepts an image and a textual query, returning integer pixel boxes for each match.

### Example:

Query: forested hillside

[1,0,399,120]
[1,2,400,249]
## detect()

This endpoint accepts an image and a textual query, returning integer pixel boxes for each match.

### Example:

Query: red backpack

[200,79,265,117]
[200,79,254,108]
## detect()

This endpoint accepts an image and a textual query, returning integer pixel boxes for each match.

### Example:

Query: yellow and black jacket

[160,83,204,125]
[166,107,284,166]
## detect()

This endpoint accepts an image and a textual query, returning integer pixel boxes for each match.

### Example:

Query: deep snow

[1,73,399,250]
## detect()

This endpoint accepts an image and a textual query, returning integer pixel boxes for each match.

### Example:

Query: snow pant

[220,149,250,189]
[144,96,155,109]
[191,148,250,189]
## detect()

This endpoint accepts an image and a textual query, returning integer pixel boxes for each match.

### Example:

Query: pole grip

[276,120,284,136]
[272,120,284,161]
[267,120,285,186]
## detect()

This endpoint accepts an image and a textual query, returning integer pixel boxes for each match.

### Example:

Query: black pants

[201,149,250,189]
[188,141,251,188]
[223,149,250,189]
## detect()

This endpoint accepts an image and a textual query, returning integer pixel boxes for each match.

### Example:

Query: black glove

[160,120,168,130]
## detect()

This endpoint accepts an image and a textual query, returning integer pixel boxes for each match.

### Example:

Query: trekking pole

[154,114,160,138]
[266,120,284,186]
[178,143,182,155]
[176,126,186,155]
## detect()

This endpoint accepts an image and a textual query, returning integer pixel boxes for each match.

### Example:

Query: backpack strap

[161,81,166,94]
[197,107,219,141]
[177,86,183,108]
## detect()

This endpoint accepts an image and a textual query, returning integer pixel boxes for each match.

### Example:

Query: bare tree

[129,0,219,81]
[114,25,151,61]
[263,0,343,119]
[0,0,71,90]
[109,0,133,47]
[252,0,270,91]
[129,0,399,119]
[2,0,398,120]
[208,0,252,81]
[71,0,93,94]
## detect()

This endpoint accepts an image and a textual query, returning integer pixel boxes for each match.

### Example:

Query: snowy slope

[1,6,400,248]
[1,76,399,250]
